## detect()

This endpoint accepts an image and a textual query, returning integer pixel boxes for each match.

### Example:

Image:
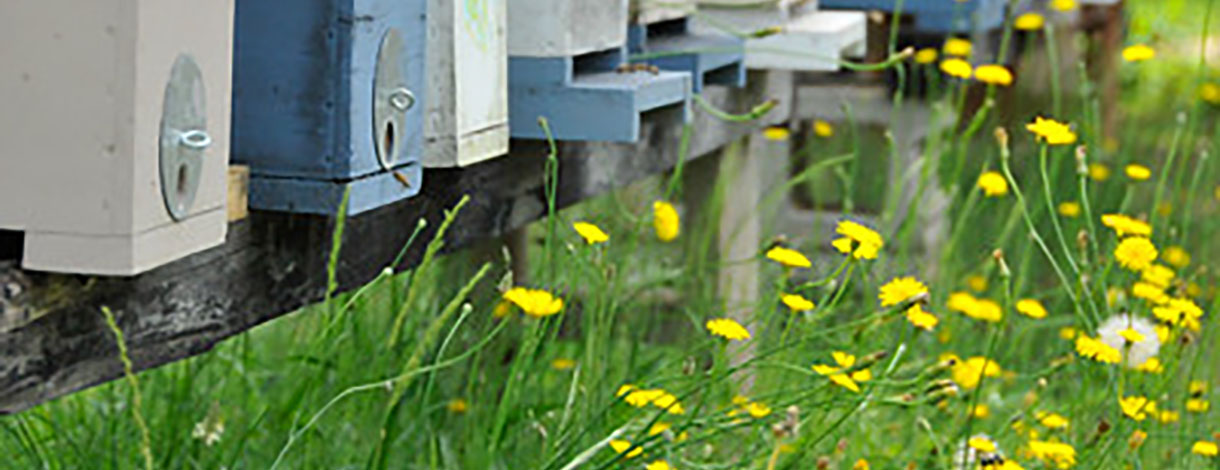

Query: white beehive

[0,0,233,275]
[694,0,867,71]
[424,0,509,167]
[631,0,697,25]
[508,0,629,57]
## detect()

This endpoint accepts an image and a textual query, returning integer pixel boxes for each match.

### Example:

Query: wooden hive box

[693,1,867,71]
[0,0,233,275]
[423,0,509,168]
[231,0,427,215]
[627,0,747,92]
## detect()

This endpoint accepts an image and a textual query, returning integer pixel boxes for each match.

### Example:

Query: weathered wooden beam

[0,71,791,414]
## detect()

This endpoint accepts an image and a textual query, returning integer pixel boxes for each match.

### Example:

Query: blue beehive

[627,18,747,93]
[232,0,426,215]
[818,0,1007,34]
[507,0,692,142]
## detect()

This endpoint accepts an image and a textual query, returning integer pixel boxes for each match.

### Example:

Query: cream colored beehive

[631,0,697,25]
[0,0,233,275]
[508,0,628,57]
[424,0,509,167]
[694,0,867,71]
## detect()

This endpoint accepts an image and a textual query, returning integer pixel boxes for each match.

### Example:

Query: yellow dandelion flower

[766,246,811,268]
[745,401,772,418]
[1140,264,1175,288]
[1125,164,1152,181]
[879,276,929,307]
[1051,0,1077,11]
[1187,399,1210,413]
[1194,441,1219,457]
[1201,83,1220,104]
[447,398,469,414]
[814,120,834,138]
[1026,116,1077,145]
[946,292,1002,322]
[492,300,513,318]
[763,126,790,141]
[967,275,988,292]
[503,287,564,317]
[1076,335,1122,363]
[1162,246,1191,268]
[914,48,938,64]
[1029,440,1077,468]
[573,221,609,244]
[813,351,871,393]
[1119,395,1155,421]
[853,458,870,470]
[646,461,673,470]
[940,58,973,79]
[973,404,990,418]
[906,304,939,330]
[1118,327,1146,344]
[706,318,751,341]
[1035,411,1069,429]
[968,436,997,453]
[1136,357,1164,373]
[943,37,972,57]
[648,422,671,436]
[782,294,815,312]
[551,358,576,371]
[1059,327,1078,340]
[1089,162,1111,181]
[1014,13,1045,30]
[977,171,1009,196]
[832,219,885,259]
[1122,44,1156,62]
[1016,299,1048,319]
[1158,410,1181,424]
[653,201,680,242]
[1101,214,1151,237]
[974,64,1014,86]
[1058,201,1081,218]
[952,356,1002,389]
[1115,237,1158,271]
[1133,282,1169,304]
[1190,380,1208,395]
[609,439,642,458]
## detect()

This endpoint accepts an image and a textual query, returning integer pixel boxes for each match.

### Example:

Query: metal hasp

[231,0,426,215]
[817,0,1007,34]
[693,2,867,72]
[0,0,233,276]
[626,17,747,93]
[507,0,692,142]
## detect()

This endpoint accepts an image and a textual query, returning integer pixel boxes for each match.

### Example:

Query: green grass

[4,2,1220,468]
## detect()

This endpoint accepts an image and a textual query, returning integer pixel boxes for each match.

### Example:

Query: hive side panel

[454,0,509,165]
[423,0,460,167]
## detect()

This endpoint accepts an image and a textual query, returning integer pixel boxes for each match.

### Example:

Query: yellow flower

[646,461,673,470]
[447,398,469,414]
[1059,327,1078,340]
[551,358,576,371]
[1118,327,1145,344]
[1051,0,1077,11]
[974,64,1014,86]
[1136,357,1164,373]
[706,318,751,341]
[1114,237,1158,271]
[745,401,772,418]
[832,220,884,259]
[972,404,990,418]
[977,171,1009,196]
[653,201,680,242]
[914,48,938,64]
[1201,83,1220,104]
[1125,163,1152,181]
[1162,245,1191,268]
[1129,430,1148,450]
[1101,214,1151,237]
[1193,441,1219,457]
[1028,440,1077,468]
[1157,409,1180,423]
[782,294,815,312]
[852,459,870,470]
[1014,13,1045,30]
[1187,399,1211,413]
[1088,163,1111,181]
[814,120,834,138]
[968,436,997,453]
[952,356,1001,389]
[1119,395,1156,421]
[1122,44,1156,62]
[906,304,939,330]
[573,221,609,244]
[1026,116,1077,145]
[1140,264,1175,289]
[967,275,988,292]
[1076,335,1121,363]
[946,292,1002,322]
[1035,411,1069,429]
[1190,380,1208,395]
[1057,201,1081,218]
[943,38,972,57]
[609,439,642,458]
[813,351,872,393]
[766,246,812,268]
[503,287,564,317]
[763,126,790,141]
[940,58,972,79]
[1016,299,1048,319]
[879,276,929,307]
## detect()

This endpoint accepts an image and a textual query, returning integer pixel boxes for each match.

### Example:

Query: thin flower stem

[1039,145,1101,324]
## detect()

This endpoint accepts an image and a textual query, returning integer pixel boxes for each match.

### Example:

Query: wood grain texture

[0,71,791,414]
